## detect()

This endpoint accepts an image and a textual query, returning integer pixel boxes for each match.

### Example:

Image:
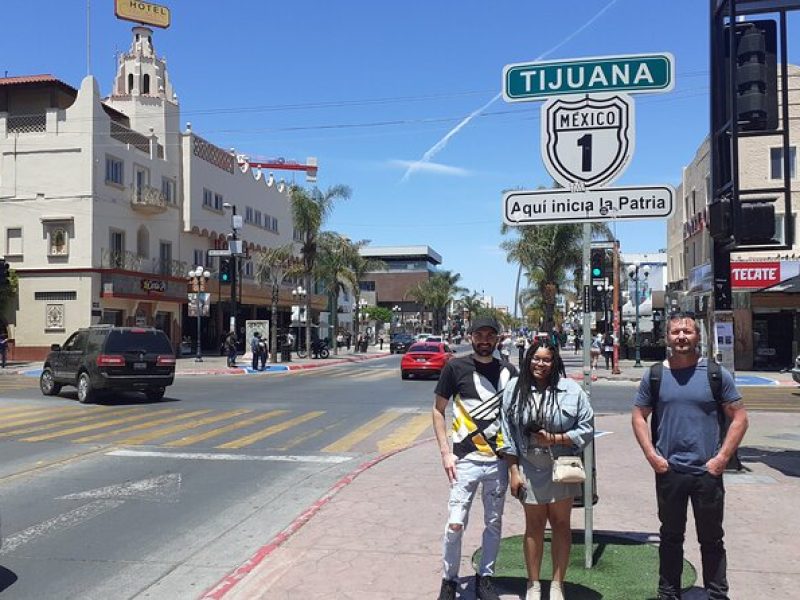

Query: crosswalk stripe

[0,406,77,425]
[116,409,253,445]
[0,408,141,438]
[163,410,288,447]
[277,417,349,451]
[216,411,324,450]
[377,413,432,453]
[73,409,215,443]
[20,410,179,442]
[322,410,403,453]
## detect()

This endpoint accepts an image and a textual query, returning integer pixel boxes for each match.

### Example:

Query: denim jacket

[497,377,594,458]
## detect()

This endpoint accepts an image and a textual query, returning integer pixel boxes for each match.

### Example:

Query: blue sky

[3,1,799,309]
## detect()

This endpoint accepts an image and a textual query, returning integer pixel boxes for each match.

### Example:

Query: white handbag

[551,454,586,484]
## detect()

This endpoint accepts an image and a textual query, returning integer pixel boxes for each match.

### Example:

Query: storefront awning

[757,274,800,293]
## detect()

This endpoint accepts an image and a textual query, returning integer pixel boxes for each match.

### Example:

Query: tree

[290,184,351,355]
[0,268,19,333]
[363,305,392,338]
[405,271,467,334]
[315,232,357,355]
[345,241,386,338]
[254,245,302,362]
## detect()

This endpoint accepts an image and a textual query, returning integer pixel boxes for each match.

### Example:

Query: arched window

[142,74,150,95]
[137,226,150,259]
[128,74,134,93]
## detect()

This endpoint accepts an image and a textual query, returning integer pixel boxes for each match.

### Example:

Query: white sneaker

[525,580,541,600]
[549,580,565,600]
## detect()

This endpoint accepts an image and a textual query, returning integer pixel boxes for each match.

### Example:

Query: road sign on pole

[503,185,675,226]
[207,249,232,257]
[541,94,635,188]
[503,53,674,102]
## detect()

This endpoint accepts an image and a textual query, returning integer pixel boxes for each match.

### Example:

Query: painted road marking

[107,448,352,464]
[115,409,252,445]
[163,410,288,447]
[216,411,325,449]
[0,406,78,426]
[20,410,179,442]
[73,409,214,443]
[377,413,432,453]
[57,473,183,502]
[0,408,141,438]
[276,417,349,451]
[322,410,403,453]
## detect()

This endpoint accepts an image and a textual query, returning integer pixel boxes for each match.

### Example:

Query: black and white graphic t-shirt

[435,355,517,462]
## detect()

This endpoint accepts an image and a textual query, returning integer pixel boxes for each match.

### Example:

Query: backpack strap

[648,362,663,443]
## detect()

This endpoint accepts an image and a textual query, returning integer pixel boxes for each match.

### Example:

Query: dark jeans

[656,469,728,600]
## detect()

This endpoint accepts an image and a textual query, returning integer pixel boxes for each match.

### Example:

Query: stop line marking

[106,449,353,464]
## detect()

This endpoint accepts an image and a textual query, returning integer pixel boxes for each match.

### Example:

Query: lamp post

[188,266,211,362]
[392,305,402,334]
[291,285,307,352]
[627,263,650,368]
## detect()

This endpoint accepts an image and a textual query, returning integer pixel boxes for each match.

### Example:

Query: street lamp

[627,263,651,368]
[292,285,310,356]
[222,202,241,334]
[187,266,211,362]
[392,305,402,333]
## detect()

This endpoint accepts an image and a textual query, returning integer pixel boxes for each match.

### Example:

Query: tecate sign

[730,261,800,289]
[503,185,675,226]
[503,53,674,101]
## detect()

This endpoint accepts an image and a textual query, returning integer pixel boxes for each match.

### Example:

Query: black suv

[40,326,176,403]
[389,333,415,354]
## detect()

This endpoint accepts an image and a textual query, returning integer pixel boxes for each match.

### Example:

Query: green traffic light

[592,268,601,277]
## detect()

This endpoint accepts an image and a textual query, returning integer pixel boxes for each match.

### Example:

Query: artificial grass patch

[473,532,696,599]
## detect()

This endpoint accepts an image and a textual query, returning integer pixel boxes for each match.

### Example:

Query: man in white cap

[433,316,518,600]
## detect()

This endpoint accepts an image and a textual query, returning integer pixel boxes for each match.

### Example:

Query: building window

[774,212,796,245]
[5,227,22,256]
[134,166,149,200]
[244,260,254,279]
[245,206,254,223]
[254,210,262,227]
[359,281,376,292]
[35,291,77,301]
[128,74,134,93]
[161,177,176,204]
[159,241,173,276]
[770,146,797,180]
[193,249,205,268]
[110,229,125,268]
[203,188,213,208]
[705,175,712,204]
[137,226,149,259]
[271,216,279,232]
[214,193,223,211]
[142,74,150,95]
[106,156,124,185]
[691,189,697,214]
[293,228,304,242]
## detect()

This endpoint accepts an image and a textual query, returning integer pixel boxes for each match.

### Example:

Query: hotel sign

[115,0,171,29]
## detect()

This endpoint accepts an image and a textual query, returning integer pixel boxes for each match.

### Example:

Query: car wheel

[77,372,94,404]
[39,367,62,396]
[401,371,409,380]
[319,348,330,359]
[145,387,166,402]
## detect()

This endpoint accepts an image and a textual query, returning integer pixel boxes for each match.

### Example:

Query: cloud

[388,159,471,178]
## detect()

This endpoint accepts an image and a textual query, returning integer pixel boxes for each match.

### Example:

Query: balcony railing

[100,248,188,278]
[131,185,168,213]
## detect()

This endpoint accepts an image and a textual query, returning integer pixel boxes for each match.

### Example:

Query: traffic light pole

[612,240,621,374]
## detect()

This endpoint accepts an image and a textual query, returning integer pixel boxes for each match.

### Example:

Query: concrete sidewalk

[202,410,800,599]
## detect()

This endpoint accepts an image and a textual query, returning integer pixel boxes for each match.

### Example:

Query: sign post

[502,51,676,569]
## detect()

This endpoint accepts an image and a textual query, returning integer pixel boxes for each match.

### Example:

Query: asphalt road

[0,354,659,599]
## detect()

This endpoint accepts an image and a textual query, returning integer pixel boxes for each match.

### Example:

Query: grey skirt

[518,449,581,505]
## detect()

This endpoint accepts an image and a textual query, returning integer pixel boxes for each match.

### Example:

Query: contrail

[400,0,619,183]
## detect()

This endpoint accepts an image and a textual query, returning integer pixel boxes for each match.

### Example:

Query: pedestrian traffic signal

[0,259,10,288]
[733,20,778,131]
[219,257,232,283]
[590,248,605,279]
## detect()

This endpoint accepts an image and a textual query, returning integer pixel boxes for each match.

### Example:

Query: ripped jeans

[442,458,508,580]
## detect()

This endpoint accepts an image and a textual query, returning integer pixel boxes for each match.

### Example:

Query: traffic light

[733,20,778,131]
[219,257,232,283]
[0,259,10,288]
[590,248,605,279]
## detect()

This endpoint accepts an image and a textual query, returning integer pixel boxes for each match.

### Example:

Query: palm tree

[346,242,386,338]
[405,271,467,334]
[290,184,351,355]
[254,244,301,363]
[501,222,611,332]
[315,232,357,355]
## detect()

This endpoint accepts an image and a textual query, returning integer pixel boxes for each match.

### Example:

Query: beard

[472,342,495,357]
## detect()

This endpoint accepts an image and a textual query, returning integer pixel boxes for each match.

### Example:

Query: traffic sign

[207,249,232,257]
[503,185,675,226]
[541,94,634,189]
[503,53,674,102]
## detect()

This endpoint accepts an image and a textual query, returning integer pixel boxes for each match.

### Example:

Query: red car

[400,342,455,380]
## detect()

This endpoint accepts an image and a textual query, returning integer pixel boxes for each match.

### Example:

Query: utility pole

[612,240,621,374]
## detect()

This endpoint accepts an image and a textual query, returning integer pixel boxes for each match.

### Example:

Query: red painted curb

[199,436,434,599]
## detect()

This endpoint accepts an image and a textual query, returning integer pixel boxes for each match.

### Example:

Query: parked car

[389,333,415,354]
[400,342,454,380]
[415,333,432,342]
[40,326,176,403]
[425,335,444,343]
[792,353,800,385]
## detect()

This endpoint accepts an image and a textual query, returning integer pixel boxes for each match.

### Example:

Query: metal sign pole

[582,221,594,569]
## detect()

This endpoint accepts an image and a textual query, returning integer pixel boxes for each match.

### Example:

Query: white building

[0,27,317,360]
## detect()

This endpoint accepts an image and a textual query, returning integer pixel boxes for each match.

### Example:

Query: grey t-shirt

[634,359,741,474]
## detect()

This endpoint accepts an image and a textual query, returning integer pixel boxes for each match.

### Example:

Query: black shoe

[476,574,501,600]
[437,579,457,600]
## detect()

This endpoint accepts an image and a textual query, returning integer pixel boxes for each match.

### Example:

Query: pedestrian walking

[499,338,594,600]
[631,311,748,600]
[432,317,518,600]
[378,335,384,350]
[516,334,526,365]
[225,331,237,367]
[602,331,615,370]
[0,331,8,368]
[250,331,263,371]
[590,333,602,369]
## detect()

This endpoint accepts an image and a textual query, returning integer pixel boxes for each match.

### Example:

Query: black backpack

[648,359,742,470]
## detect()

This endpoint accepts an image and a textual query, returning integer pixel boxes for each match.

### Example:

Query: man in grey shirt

[631,312,748,600]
